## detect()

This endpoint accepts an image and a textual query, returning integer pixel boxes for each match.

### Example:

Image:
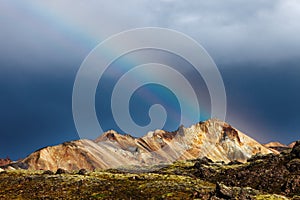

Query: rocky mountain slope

[4,119,273,171]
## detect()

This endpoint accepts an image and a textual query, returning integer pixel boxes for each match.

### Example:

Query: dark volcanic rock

[194,166,216,179]
[291,141,300,159]
[227,160,243,165]
[193,157,213,168]
[287,159,300,172]
[56,168,67,175]
[43,170,54,175]
[283,175,300,196]
[77,169,88,175]
[192,140,300,198]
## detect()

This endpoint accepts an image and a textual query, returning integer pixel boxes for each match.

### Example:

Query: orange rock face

[21,119,274,171]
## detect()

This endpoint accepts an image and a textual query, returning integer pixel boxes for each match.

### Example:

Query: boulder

[215,183,259,199]
[77,169,88,175]
[291,141,300,159]
[56,168,67,175]
[194,157,214,168]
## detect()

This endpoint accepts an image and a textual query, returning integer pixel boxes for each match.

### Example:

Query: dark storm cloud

[0,0,299,159]
[220,61,300,144]
[0,61,79,159]
[148,0,300,65]
[1,0,300,67]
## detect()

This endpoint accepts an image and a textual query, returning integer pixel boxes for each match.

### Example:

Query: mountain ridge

[2,119,274,171]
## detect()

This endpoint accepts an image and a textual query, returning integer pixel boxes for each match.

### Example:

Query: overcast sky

[1,0,300,159]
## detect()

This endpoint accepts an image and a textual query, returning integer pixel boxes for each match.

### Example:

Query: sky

[0,0,300,159]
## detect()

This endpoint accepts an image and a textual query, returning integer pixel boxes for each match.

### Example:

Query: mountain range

[1,119,283,171]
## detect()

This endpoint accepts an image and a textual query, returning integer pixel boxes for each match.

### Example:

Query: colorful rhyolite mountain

[264,141,291,153]
[15,119,274,171]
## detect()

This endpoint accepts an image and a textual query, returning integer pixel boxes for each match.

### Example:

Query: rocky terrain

[2,119,273,171]
[1,142,300,199]
[154,141,300,199]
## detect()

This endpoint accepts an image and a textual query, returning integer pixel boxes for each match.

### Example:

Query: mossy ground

[0,160,294,200]
[0,169,214,199]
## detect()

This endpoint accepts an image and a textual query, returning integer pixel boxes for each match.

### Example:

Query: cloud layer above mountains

[0,0,299,159]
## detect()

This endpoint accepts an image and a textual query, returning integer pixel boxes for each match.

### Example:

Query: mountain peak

[11,119,275,171]
[264,141,288,148]
[94,130,135,143]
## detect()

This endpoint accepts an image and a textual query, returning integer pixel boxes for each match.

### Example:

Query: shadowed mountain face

[11,119,273,171]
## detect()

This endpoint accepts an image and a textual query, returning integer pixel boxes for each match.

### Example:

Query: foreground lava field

[1,141,300,200]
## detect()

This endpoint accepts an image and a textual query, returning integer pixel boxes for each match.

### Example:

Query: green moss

[91,193,107,198]
[0,167,216,199]
[255,194,289,200]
